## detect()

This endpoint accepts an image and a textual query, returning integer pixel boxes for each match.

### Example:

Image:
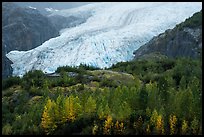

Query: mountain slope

[6,2,202,77]
[2,2,59,78]
[14,2,93,16]
[48,15,87,33]
[133,10,202,59]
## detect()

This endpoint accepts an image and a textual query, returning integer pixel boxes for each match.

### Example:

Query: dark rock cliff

[134,11,202,60]
[2,2,59,78]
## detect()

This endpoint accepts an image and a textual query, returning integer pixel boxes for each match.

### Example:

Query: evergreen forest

[2,56,202,135]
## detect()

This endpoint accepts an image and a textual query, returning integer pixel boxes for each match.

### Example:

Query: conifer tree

[74,96,82,118]
[133,116,143,134]
[181,120,188,135]
[64,95,76,122]
[97,103,111,120]
[191,117,199,135]
[146,124,151,135]
[169,114,177,135]
[92,121,99,135]
[146,81,158,110]
[41,99,57,135]
[56,95,66,124]
[85,96,96,116]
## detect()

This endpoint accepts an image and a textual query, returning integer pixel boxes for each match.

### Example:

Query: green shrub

[2,123,12,135]
[22,70,45,90]
[2,76,21,90]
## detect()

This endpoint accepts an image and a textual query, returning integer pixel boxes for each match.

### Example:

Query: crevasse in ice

[6,2,202,76]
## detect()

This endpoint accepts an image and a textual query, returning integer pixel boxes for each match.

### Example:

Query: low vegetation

[2,56,202,135]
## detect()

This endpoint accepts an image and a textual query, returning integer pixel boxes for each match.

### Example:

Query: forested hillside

[2,56,202,135]
[2,5,202,136]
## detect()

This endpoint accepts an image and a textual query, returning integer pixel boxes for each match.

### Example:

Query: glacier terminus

[6,2,202,77]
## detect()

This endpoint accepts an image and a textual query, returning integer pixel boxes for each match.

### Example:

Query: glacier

[6,2,202,77]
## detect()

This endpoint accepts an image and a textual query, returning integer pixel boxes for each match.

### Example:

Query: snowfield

[6,2,202,76]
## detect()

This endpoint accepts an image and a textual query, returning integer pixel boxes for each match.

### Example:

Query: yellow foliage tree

[115,121,120,134]
[169,114,177,135]
[114,120,125,135]
[64,95,82,122]
[62,95,82,123]
[64,95,75,122]
[181,120,188,135]
[41,99,57,135]
[150,109,158,126]
[103,115,113,135]
[156,115,164,135]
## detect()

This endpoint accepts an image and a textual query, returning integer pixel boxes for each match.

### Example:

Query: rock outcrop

[134,11,202,59]
[2,2,59,78]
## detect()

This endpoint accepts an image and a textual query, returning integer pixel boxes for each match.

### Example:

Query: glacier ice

[6,2,202,76]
